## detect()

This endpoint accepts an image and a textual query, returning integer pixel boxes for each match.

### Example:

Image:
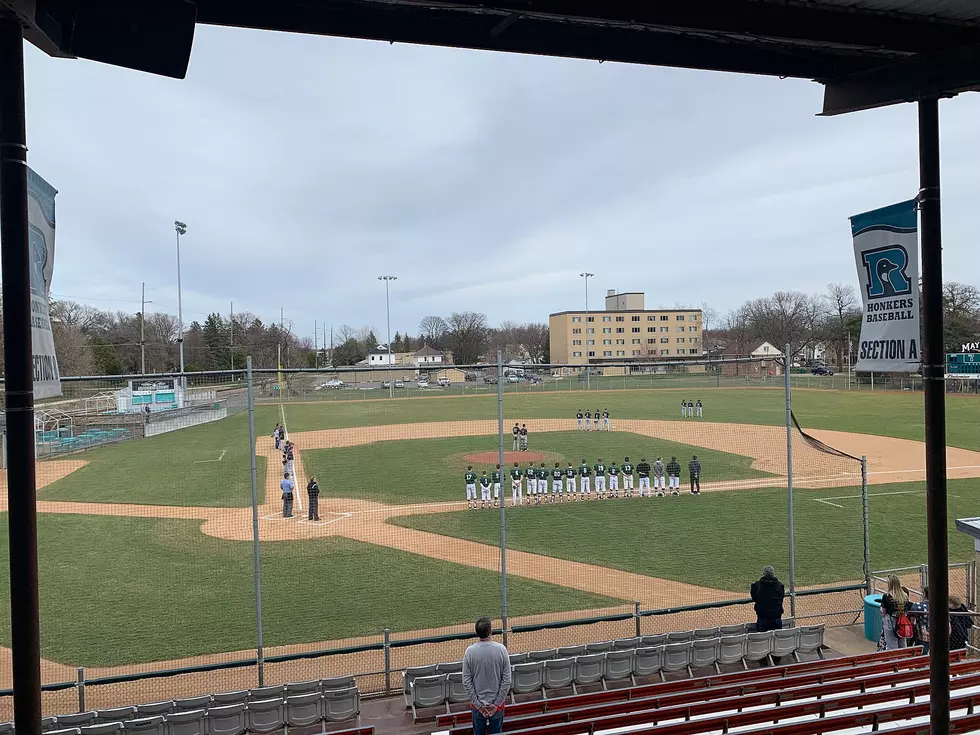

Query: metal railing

[871,561,976,604]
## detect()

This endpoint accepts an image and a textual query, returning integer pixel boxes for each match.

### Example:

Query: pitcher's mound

[465,451,549,464]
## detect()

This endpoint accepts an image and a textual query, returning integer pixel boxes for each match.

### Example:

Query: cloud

[24,25,980,341]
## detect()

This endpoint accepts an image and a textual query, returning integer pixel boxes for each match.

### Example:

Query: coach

[462,617,511,735]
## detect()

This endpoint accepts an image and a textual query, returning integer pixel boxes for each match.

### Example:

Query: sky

[22,24,980,343]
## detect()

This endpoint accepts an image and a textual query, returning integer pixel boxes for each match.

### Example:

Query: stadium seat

[557,645,586,657]
[42,719,58,733]
[640,634,668,647]
[135,703,174,718]
[631,646,664,684]
[173,698,210,714]
[204,704,245,735]
[121,717,165,735]
[666,630,694,644]
[284,680,319,696]
[284,693,321,728]
[542,659,575,698]
[45,729,80,735]
[246,686,284,702]
[0,722,11,735]
[509,653,529,665]
[410,674,448,722]
[693,626,720,640]
[446,673,470,712]
[613,637,640,650]
[55,714,96,729]
[321,675,356,692]
[323,687,360,724]
[572,654,605,694]
[95,708,136,724]
[720,623,748,636]
[244,698,284,733]
[80,724,123,735]
[585,641,613,653]
[662,642,693,677]
[771,628,800,664]
[718,634,748,670]
[402,666,437,708]
[602,650,634,688]
[795,625,825,661]
[511,662,545,702]
[528,649,558,662]
[162,709,205,735]
[211,692,247,707]
[437,661,463,675]
[745,631,774,667]
[691,638,720,673]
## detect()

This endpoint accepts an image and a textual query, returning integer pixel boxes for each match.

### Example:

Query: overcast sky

[23,25,980,342]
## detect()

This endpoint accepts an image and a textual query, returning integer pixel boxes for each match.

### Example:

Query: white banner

[850,199,921,373]
[28,168,62,398]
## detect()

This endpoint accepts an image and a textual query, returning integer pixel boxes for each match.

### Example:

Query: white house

[413,345,446,365]
[367,348,394,366]
[751,342,782,358]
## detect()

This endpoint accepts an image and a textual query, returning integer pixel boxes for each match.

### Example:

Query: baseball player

[565,462,577,498]
[552,462,564,502]
[593,408,601,431]
[689,455,702,495]
[512,423,520,450]
[602,409,611,432]
[577,409,584,431]
[492,464,502,507]
[479,470,492,509]
[593,457,607,499]
[681,399,687,418]
[584,410,592,431]
[465,466,478,509]
[608,460,620,498]
[622,456,635,497]
[667,456,681,495]
[579,458,592,499]
[525,461,537,497]
[636,458,651,497]
[653,457,666,496]
[510,462,524,506]
[520,424,529,451]
[687,400,695,418]
[696,399,703,418]
[537,463,549,504]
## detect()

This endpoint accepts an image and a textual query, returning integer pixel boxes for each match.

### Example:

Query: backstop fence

[0,353,973,716]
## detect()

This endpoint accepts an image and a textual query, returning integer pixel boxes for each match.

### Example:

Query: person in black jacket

[751,566,785,633]
[950,595,973,650]
[306,476,320,521]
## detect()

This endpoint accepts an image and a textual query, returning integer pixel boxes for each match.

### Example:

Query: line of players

[464,455,703,509]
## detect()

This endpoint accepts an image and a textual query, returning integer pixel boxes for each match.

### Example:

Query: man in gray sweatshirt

[462,617,511,735]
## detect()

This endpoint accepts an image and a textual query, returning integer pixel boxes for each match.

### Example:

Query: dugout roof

[10,0,980,113]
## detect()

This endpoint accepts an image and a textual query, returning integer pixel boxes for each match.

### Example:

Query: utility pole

[230,301,234,372]
[140,282,147,374]
[379,276,397,397]
[580,272,594,390]
[174,221,187,381]
[314,320,318,369]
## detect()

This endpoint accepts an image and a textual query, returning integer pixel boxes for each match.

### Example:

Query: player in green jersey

[525,462,538,498]
[622,457,635,498]
[565,462,577,499]
[579,459,592,499]
[608,460,620,499]
[510,462,523,507]
[537,463,549,504]
[479,471,492,509]
[593,458,607,499]
[551,462,564,502]
[464,465,478,510]
[492,465,502,508]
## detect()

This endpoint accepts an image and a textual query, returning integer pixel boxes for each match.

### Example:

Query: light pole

[379,276,397,397]
[174,220,187,381]
[580,272,594,390]
[140,282,153,374]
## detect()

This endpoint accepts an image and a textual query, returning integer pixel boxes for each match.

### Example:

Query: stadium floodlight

[379,276,398,398]
[580,272,594,389]
[174,221,187,380]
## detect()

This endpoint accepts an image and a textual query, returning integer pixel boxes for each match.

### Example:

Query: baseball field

[2,382,979,701]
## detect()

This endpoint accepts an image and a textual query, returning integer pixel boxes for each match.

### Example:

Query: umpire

[689,455,702,495]
[307,476,320,521]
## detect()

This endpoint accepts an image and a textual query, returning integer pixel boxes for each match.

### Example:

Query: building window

[647,327,654,333]
[660,337,669,344]
[587,339,595,345]
[572,339,582,346]
[631,316,640,322]
[603,339,612,345]
[602,316,612,322]
[677,315,685,321]
[572,351,582,357]
[647,315,655,321]
[677,326,685,332]
[616,339,625,345]
[612,316,621,322]
[678,337,686,344]
[588,351,595,357]
[616,327,624,333]
[587,328,595,334]
[632,327,640,333]
[691,314,700,321]
[690,349,698,355]
[690,326,698,333]
[616,350,625,356]
[603,350,612,357]
[602,327,612,334]
[587,316,594,322]
[660,326,669,333]
[647,339,655,344]
[632,350,641,356]
[632,339,640,345]
[572,316,581,323]
[690,337,699,344]
[663,349,670,355]
[572,328,581,334]
[660,315,669,321]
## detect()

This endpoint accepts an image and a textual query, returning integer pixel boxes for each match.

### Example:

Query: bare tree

[418,315,448,346]
[700,302,719,334]
[745,291,822,358]
[444,312,489,365]
[51,322,95,376]
[722,306,754,356]
[943,282,980,352]
[336,324,358,343]
[822,283,859,368]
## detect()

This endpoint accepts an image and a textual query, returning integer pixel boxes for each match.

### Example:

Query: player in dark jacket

[688,455,702,495]
[636,458,652,497]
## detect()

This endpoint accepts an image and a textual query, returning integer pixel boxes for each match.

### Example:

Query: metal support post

[0,15,43,735]
[918,97,950,735]
[76,668,85,712]
[383,628,392,696]
[784,344,797,619]
[634,601,642,637]
[861,456,871,596]
[497,351,509,646]
[246,358,265,686]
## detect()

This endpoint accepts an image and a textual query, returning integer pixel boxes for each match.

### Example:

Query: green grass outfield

[391,478,980,592]
[301,431,773,504]
[39,413,265,507]
[274,388,980,451]
[0,513,621,666]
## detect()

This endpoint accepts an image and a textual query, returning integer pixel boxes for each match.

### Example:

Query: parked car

[316,378,345,390]
[393,380,405,388]
[417,379,429,388]
[507,375,520,383]
[437,376,451,387]
[812,366,835,376]
[484,376,498,384]
[381,380,391,389]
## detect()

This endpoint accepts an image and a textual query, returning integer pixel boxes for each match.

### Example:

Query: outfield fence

[1,354,972,716]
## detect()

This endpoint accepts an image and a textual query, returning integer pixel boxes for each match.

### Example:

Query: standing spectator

[688,455,702,495]
[950,595,973,651]
[880,574,912,650]
[462,617,511,735]
[696,399,703,418]
[280,472,295,518]
[751,566,785,633]
[911,586,930,654]
[307,476,320,521]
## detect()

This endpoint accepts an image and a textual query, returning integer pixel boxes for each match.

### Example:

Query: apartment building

[549,290,702,369]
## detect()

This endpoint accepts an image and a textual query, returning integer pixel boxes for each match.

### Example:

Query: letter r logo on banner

[862,245,912,299]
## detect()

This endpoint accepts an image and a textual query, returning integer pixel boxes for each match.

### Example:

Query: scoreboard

[947,352,980,378]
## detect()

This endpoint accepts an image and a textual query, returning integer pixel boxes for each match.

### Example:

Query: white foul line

[814,488,964,508]
[193,449,227,464]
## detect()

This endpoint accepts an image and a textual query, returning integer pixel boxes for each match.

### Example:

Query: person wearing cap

[307,476,320,521]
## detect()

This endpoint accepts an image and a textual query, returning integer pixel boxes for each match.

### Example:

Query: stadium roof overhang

[1,2,975,733]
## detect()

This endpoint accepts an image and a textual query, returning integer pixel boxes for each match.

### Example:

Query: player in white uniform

[579,459,592,499]
[565,462,577,499]
[608,460,620,498]
[584,410,592,431]
[576,410,584,430]
[696,399,703,418]
[551,463,564,502]
[510,463,524,506]
[524,462,537,497]
[593,409,601,432]
[492,465,502,507]
[464,466,478,509]
[653,457,666,496]
[537,464,549,504]
[602,409,611,431]
[593,458,607,498]
[479,471,492,508]
[622,457,635,497]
